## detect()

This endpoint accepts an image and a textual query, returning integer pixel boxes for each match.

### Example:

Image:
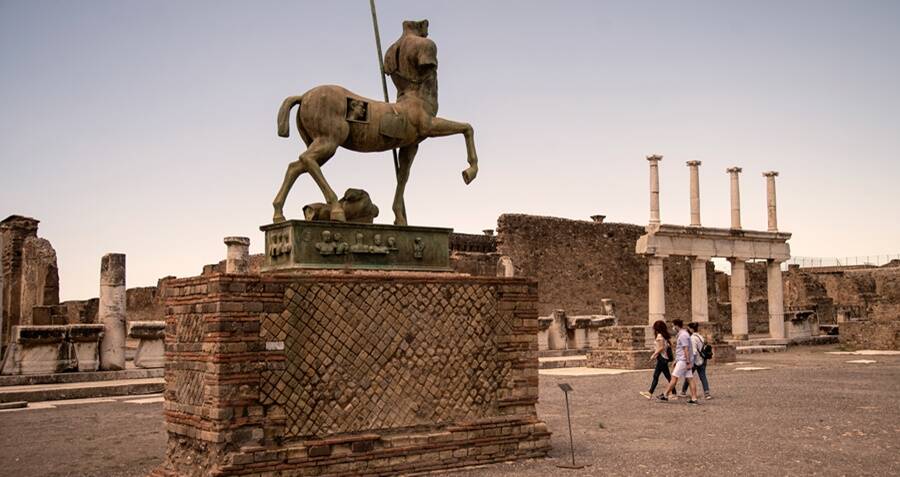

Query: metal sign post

[556,383,585,469]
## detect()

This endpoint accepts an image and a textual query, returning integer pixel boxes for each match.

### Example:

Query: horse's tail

[277,95,304,138]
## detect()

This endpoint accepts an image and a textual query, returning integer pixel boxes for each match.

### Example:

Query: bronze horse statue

[273,19,479,225]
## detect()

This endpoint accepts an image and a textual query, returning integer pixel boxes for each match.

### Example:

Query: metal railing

[785,254,900,269]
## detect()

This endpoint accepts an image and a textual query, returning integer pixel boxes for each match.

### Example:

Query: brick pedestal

[586,325,654,370]
[152,272,550,477]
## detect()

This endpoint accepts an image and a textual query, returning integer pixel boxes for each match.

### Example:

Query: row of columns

[647,156,780,232]
[644,156,786,340]
[646,254,786,340]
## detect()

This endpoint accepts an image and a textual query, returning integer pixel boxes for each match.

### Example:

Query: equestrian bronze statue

[273,20,479,226]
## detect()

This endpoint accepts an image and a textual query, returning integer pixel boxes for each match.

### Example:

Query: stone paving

[1,345,899,476]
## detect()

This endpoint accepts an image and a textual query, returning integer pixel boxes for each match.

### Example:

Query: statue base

[261,220,452,272]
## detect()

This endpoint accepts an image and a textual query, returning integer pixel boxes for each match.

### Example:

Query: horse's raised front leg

[427,117,479,184]
[392,144,418,226]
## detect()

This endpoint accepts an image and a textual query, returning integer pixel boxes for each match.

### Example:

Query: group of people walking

[640,319,712,404]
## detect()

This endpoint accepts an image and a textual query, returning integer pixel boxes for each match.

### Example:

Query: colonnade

[643,156,787,340]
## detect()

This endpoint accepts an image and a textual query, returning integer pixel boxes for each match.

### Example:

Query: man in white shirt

[658,319,699,404]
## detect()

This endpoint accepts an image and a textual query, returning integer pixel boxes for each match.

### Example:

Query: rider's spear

[368,0,401,180]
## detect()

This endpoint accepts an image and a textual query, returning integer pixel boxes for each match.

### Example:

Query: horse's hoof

[273,213,286,223]
[462,166,478,184]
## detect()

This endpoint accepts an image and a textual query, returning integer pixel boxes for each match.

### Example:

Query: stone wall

[154,272,550,477]
[495,214,717,325]
[840,321,900,350]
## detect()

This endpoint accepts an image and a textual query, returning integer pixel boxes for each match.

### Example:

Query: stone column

[690,257,709,322]
[647,155,662,226]
[763,171,779,232]
[224,236,250,274]
[727,167,743,230]
[99,253,126,371]
[767,260,786,339]
[686,160,702,227]
[647,256,665,325]
[729,258,748,340]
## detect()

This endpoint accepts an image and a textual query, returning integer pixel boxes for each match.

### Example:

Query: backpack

[698,335,714,361]
[665,340,674,363]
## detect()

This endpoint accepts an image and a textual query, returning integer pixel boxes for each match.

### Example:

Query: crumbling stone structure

[154,272,550,476]
[778,261,900,349]
[1,215,60,354]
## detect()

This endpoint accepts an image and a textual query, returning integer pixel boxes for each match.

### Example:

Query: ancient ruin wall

[495,214,717,325]
[155,272,550,476]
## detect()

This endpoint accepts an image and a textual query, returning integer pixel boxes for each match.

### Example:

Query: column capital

[685,160,702,167]
[224,236,250,247]
[728,256,751,263]
[646,154,663,163]
[762,171,779,178]
[726,166,743,174]
[692,256,712,262]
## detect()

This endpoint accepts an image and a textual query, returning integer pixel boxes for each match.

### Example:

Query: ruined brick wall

[785,265,900,322]
[450,251,500,277]
[495,214,717,325]
[840,321,900,350]
[155,272,549,477]
[126,286,163,322]
[449,233,496,253]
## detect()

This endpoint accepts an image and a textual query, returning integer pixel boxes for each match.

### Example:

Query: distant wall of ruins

[493,214,718,325]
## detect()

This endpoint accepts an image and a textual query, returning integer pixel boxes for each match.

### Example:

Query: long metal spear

[369,0,401,179]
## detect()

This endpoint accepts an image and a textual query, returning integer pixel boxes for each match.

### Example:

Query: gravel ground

[1,345,898,476]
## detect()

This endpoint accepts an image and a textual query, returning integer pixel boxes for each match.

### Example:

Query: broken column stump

[99,253,126,371]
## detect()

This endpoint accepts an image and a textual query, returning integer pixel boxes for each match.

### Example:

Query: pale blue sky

[2,0,899,300]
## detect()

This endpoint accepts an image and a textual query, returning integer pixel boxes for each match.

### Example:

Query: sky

[1,0,899,300]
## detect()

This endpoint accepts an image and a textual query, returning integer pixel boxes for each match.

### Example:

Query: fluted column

[763,171,779,232]
[729,258,748,340]
[767,260,786,339]
[691,257,709,322]
[647,155,662,226]
[727,167,743,230]
[686,160,702,226]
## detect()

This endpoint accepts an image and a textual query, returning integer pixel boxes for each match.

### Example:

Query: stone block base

[709,343,737,364]
[128,321,166,369]
[154,272,550,477]
[1,325,104,375]
[586,349,654,369]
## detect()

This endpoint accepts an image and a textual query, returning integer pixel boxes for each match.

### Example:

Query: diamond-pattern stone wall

[261,282,510,438]
[154,272,550,477]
